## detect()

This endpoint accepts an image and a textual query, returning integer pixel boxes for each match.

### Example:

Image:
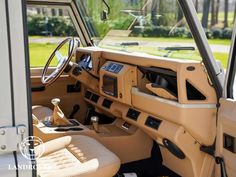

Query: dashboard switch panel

[126,108,140,121]
[85,90,92,99]
[106,63,123,73]
[102,99,113,109]
[145,116,162,130]
[91,93,100,103]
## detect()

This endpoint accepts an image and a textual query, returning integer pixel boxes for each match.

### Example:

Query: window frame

[225,21,236,99]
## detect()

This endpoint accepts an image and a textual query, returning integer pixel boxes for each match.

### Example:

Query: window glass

[27,6,78,67]
[233,75,236,98]
[77,0,235,68]
[78,0,202,61]
[195,0,235,68]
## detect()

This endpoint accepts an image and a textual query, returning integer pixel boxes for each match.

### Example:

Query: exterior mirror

[101,10,108,21]
[101,0,110,21]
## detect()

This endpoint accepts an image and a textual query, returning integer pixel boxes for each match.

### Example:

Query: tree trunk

[234,2,236,23]
[158,0,164,25]
[215,0,220,24]
[224,0,229,27]
[151,0,158,26]
[195,0,199,12]
[202,0,211,28]
[177,2,183,22]
[211,0,216,26]
[36,8,41,14]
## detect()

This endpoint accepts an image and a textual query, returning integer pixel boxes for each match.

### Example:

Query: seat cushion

[36,135,120,177]
[32,105,53,121]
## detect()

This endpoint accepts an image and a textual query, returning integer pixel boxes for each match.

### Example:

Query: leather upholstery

[32,105,53,121]
[52,105,72,126]
[36,135,120,177]
[32,105,72,126]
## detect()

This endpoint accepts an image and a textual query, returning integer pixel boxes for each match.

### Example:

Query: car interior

[26,1,225,177]
[24,0,236,177]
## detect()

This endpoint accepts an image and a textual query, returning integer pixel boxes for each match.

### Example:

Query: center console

[99,61,137,105]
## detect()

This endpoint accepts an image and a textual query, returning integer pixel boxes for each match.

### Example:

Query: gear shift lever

[91,116,99,132]
[51,98,72,126]
[52,98,60,107]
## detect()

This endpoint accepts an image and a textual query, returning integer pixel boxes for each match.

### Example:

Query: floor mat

[116,142,181,177]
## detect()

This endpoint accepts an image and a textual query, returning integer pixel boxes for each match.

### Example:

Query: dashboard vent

[102,99,113,109]
[85,90,92,99]
[126,108,140,121]
[91,94,100,103]
[145,116,162,130]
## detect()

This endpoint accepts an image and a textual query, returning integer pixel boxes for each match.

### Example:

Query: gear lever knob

[51,98,60,107]
[91,116,99,132]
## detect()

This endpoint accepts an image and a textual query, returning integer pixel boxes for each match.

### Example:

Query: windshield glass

[76,0,232,66]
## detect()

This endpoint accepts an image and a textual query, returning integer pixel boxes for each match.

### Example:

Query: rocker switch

[223,133,236,153]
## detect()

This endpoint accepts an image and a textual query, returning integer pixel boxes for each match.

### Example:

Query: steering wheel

[41,37,79,86]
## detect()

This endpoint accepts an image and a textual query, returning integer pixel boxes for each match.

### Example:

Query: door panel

[215,21,236,177]
[216,99,236,177]
[31,74,87,123]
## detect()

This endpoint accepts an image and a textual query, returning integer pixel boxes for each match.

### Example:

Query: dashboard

[71,46,218,177]
[73,47,217,147]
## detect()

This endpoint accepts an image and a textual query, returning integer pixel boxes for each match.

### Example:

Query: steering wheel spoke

[41,37,79,86]
[44,68,59,83]
[55,50,65,62]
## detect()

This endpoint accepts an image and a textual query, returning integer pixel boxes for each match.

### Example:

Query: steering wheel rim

[41,37,77,86]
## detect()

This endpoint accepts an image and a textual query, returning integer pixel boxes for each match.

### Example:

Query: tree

[215,0,220,24]
[211,0,216,26]
[177,2,183,22]
[195,0,199,13]
[224,0,229,27]
[151,0,158,25]
[234,2,236,23]
[202,0,211,28]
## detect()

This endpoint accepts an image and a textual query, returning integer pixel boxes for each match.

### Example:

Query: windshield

[76,0,231,66]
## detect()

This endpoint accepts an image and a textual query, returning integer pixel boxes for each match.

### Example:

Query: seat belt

[200,145,228,177]
[216,157,228,177]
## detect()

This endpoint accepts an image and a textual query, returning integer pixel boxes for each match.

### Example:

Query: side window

[196,0,235,69]
[233,75,236,98]
[227,33,236,99]
[27,6,78,67]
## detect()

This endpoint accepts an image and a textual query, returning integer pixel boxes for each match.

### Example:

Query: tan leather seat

[32,105,53,121]
[36,135,120,177]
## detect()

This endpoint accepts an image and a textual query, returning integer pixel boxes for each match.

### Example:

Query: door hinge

[0,125,26,152]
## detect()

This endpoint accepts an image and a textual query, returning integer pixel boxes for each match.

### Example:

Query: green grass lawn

[29,43,68,67]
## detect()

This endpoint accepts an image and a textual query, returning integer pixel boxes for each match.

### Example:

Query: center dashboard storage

[99,61,137,105]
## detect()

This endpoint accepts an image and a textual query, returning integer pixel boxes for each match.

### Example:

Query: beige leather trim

[99,61,137,105]
[34,118,153,164]
[215,98,236,177]
[146,83,178,101]
[132,88,217,146]
[31,76,88,123]
[76,47,217,104]
[36,135,120,177]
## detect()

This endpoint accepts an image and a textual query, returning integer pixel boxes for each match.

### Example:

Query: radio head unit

[102,75,118,97]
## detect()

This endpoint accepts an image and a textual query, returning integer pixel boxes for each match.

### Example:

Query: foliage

[82,0,134,37]
[27,15,77,36]
[130,25,232,39]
